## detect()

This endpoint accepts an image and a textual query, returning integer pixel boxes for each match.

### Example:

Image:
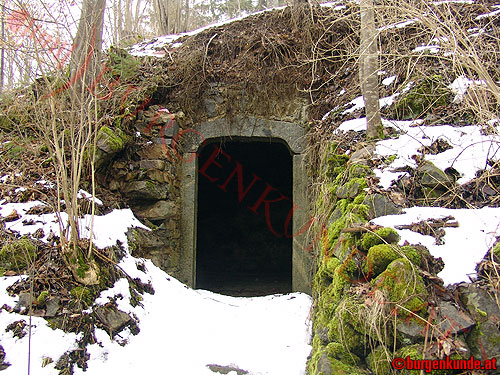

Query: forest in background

[0,0,300,94]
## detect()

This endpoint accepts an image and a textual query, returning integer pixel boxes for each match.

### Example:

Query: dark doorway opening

[196,140,293,296]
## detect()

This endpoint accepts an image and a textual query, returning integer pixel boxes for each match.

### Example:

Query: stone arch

[180,116,312,294]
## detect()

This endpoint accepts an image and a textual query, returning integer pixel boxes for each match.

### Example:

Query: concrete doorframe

[179,116,311,294]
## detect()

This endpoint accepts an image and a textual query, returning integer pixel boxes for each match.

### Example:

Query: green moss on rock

[363,244,400,277]
[329,357,368,375]
[372,258,427,318]
[96,126,129,154]
[348,164,372,179]
[37,291,49,305]
[360,227,401,250]
[394,75,452,119]
[0,237,36,272]
[400,245,421,266]
[493,242,500,260]
[325,153,349,180]
[328,317,365,356]
[70,286,94,308]
[366,345,392,375]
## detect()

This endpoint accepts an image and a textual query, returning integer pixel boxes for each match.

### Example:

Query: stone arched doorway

[180,116,311,295]
[196,139,293,295]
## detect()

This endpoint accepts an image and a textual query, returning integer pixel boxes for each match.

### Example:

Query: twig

[395,222,459,230]
[203,33,217,77]
[341,224,382,233]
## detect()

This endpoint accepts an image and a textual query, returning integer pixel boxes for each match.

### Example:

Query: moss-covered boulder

[372,258,428,318]
[459,284,500,367]
[95,126,131,168]
[363,244,422,278]
[0,238,36,272]
[96,126,130,154]
[417,160,453,189]
[360,227,400,250]
[363,244,400,277]
[366,345,392,375]
[308,339,369,375]
[394,75,452,119]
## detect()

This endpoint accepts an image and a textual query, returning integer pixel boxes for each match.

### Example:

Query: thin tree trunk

[154,0,169,35]
[183,0,189,32]
[125,0,132,39]
[69,0,106,97]
[0,0,5,96]
[360,0,382,140]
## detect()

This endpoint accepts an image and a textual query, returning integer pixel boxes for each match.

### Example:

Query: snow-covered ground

[0,201,312,375]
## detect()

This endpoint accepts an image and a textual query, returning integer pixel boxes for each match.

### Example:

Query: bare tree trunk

[0,0,5,96]
[154,0,169,35]
[69,0,106,96]
[183,0,189,32]
[113,0,124,44]
[124,0,132,39]
[360,0,382,140]
[134,0,143,34]
[174,0,181,33]
[7,49,13,90]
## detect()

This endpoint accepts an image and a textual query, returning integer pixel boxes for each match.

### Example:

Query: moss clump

[326,342,361,366]
[96,126,129,154]
[328,208,368,248]
[363,244,400,277]
[108,47,140,81]
[329,357,368,375]
[493,242,500,261]
[360,227,400,250]
[314,257,341,295]
[366,345,391,375]
[75,252,90,280]
[316,261,349,314]
[0,237,37,272]
[328,317,365,356]
[348,164,372,179]
[70,286,94,308]
[325,153,349,180]
[372,258,427,318]
[394,75,452,119]
[307,336,368,375]
[400,245,421,266]
[37,291,49,305]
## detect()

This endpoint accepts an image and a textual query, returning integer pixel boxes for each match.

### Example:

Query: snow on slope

[372,207,500,285]
[335,116,500,285]
[0,202,312,375]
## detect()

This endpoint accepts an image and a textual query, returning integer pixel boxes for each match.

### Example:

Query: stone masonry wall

[95,83,310,280]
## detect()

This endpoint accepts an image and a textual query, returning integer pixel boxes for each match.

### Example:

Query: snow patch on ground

[382,75,397,86]
[449,76,487,103]
[375,121,500,185]
[0,200,312,375]
[372,206,500,285]
[336,117,500,187]
[413,45,441,53]
[84,263,312,375]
